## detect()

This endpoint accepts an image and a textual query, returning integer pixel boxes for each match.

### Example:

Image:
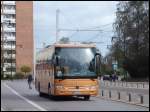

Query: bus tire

[38,82,44,97]
[84,95,90,100]
[48,83,51,96]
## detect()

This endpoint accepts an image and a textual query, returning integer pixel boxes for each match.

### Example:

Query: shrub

[1,74,4,79]
[14,72,25,79]
[5,74,12,79]
[20,65,31,76]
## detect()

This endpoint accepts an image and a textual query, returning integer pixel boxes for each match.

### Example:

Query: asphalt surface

[1,80,149,111]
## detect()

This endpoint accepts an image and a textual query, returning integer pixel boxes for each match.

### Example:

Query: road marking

[3,83,47,111]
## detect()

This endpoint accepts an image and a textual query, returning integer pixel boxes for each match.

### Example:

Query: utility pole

[56,9,60,43]
[33,33,36,82]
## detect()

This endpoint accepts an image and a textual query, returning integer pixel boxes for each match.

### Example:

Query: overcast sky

[34,1,118,57]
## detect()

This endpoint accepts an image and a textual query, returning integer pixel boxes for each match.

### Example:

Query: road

[1,80,149,111]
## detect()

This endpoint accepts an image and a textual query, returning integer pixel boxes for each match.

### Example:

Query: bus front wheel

[84,95,90,100]
[38,82,44,97]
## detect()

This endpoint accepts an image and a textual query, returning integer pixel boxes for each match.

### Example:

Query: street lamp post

[11,41,13,80]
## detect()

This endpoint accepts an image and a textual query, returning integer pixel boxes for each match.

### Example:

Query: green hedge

[1,74,12,80]
[1,72,26,80]
[13,72,25,79]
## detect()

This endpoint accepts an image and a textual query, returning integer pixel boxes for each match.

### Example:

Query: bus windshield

[55,47,97,78]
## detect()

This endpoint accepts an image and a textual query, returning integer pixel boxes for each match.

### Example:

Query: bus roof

[54,42,96,48]
[36,42,97,61]
[37,42,96,53]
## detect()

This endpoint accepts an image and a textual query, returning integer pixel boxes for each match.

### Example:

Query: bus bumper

[54,89,98,96]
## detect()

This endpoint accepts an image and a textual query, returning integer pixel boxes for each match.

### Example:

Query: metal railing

[101,81,149,89]
[99,81,149,107]
[100,89,149,107]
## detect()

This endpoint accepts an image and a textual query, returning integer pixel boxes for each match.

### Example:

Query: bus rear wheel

[84,95,90,100]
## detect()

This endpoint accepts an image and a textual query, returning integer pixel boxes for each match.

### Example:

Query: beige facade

[16,1,33,72]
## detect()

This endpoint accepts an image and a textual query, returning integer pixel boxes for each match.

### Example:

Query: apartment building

[1,1,33,75]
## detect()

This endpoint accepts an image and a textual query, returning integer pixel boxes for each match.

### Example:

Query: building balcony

[5,67,16,74]
[6,66,16,69]
[1,18,16,23]
[4,58,16,64]
[1,27,16,32]
[2,1,16,5]
[3,71,16,75]
[4,54,16,59]
[3,49,16,54]
[4,63,16,67]
[2,9,16,14]
[4,36,16,41]
[3,32,16,37]
[3,45,16,50]
[1,13,16,19]
[4,56,16,60]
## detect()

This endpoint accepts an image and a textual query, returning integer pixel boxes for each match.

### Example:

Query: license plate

[73,91,80,95]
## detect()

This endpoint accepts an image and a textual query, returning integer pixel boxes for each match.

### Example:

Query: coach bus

[35,42,101,100]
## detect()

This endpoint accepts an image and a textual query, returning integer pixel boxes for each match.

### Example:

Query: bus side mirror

[95,54,101,75]
[55,55,60,66]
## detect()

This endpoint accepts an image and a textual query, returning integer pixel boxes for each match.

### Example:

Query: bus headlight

[56,85,64,89]
[90,86,97,90]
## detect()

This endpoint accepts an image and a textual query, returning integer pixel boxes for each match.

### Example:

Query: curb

[96,96,149,108]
